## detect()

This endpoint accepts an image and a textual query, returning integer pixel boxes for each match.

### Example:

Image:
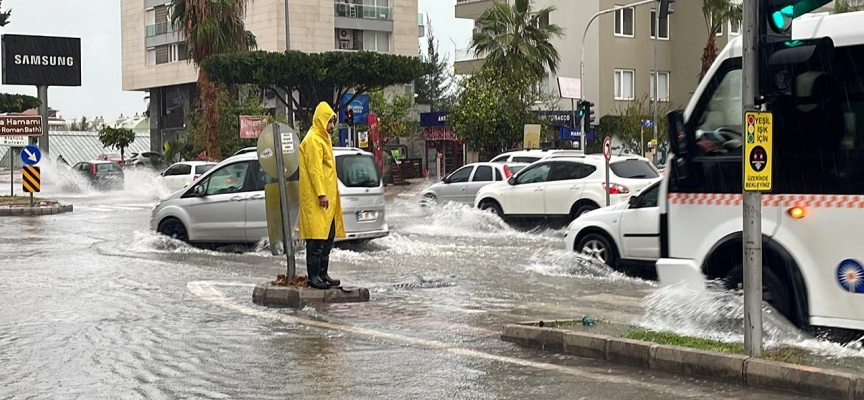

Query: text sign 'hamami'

[0,116,43,136]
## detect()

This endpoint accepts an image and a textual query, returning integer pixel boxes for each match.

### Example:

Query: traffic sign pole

[273,124,297,280]
[603,136,612,206]
[742,0,763,358]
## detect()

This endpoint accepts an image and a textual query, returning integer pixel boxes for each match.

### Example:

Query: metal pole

[9,147,13,197]
[273,124,296,279]
[37,86,49,155]
[742,0,763,358]
[605,159,611,206]
[653,4,659,165]
[571,98,577,149]
[581,0,656,154]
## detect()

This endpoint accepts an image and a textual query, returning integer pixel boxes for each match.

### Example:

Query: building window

[650,10,669,39]
[730,18,741,35]
[614,6,635,37]
[169,44,180,63]
[715,20,724,36]
[650,71,670,101]
[363,31,390,52]
[614,69,635,100]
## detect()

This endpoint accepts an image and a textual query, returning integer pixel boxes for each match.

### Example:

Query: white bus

[657,11,864,337]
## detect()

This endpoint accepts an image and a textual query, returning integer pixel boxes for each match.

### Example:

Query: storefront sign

[423,127,458,141]
[239,115,268,139]
[420,112,448,127]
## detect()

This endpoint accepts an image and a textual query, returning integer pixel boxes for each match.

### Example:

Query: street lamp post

[580,0,656,153]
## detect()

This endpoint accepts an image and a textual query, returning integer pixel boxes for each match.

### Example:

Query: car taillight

[602,182,630,194]
[91,164,97,176]
[503,165,513,178]
[193,175,200,180]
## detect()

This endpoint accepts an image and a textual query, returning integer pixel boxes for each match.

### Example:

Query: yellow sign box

[523,124,541,149]
[744,111,772,192]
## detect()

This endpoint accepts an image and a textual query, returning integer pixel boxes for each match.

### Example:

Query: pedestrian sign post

[744,111,772,192]
[603,136,612,206]
[20,145,41,166]
[22,165,40,206]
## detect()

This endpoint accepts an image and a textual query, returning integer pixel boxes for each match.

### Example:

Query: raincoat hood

[311,101,337,139]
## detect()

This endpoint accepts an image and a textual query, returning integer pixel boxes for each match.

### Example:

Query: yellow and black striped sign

[22,166,40,193]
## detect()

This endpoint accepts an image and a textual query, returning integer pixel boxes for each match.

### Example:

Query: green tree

[835,0,864,12]
[201,50,428,128]
[0,3,39,113]
[414,19,451,111]
[700,0,742,81]
[98,126,136,161]
[188,85,286,158]
[368,90,418,141]
[170,0,257,161]
[597,94,674,154]
[67,116,94,131]
[449,68,538,157]
[470,0,565,80]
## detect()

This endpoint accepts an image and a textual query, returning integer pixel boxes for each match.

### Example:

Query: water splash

[525,250,655,286]
[126,231,272,257]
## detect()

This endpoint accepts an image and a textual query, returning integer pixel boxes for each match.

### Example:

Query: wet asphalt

[0,165,824,399]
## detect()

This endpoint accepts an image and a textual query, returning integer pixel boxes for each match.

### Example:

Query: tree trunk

[699,34,718,82]
[195,70,223,160]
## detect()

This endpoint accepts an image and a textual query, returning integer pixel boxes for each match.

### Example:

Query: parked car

[150,147,388,245]
[126,151,163,168]
[489,149,585,164]
[420,162,528,206]
[70,160,125,190]
[474,154,661,223]
[158,161,218,193]
[96,153,124,166]
[564,181,661,269]
[233,147,256,156]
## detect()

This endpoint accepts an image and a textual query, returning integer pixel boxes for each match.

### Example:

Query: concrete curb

[252,282,370,308]
[0,204,73,217]
[501,324,864,399]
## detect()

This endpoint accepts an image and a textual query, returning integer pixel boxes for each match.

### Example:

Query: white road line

[187,280,707,398]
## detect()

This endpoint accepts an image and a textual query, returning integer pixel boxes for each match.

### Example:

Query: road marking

[187,280,706,398]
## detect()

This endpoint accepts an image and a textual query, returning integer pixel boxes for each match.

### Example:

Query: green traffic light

[771,5,794,31]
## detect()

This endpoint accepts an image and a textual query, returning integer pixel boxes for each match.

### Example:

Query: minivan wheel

[480,201,503,217]
[574,204,599,218]
[724,264,792,321]
[158,218,188,242]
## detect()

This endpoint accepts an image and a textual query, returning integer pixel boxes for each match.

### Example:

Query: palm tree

[699,0,742,81]
[170,0,257,160]
[469,0,564,81]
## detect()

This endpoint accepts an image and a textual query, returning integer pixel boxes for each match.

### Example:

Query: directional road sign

[22,165,40,193]
[21,145,41,166]
[0,116,43,136]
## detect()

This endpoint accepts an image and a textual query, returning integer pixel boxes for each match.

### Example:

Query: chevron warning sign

[22,165,40,193]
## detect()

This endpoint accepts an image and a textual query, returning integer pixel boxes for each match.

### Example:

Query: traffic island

[501,321,864,400]
[252,275,370,308]
[0,196,73,217]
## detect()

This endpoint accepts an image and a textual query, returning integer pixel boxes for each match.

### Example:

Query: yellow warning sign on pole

[744,111,772,192]
[22,165,40,193]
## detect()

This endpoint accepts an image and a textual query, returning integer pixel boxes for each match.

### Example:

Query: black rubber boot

[320,258,341,287]
[306,257,331,290]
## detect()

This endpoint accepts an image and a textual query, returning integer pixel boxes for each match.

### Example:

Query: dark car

[71,160,125,190]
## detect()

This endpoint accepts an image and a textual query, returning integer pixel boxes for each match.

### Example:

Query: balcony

[453,47,486,75]
[455,0,501,20]
[146,22,175,37]
[334,3,394,32]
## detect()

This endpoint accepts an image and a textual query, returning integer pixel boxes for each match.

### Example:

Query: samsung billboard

[2,34,81,86]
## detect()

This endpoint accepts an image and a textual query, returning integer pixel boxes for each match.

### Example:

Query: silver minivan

[150,147,388,245]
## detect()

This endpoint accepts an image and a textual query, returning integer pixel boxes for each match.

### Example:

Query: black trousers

[306,219,336,268]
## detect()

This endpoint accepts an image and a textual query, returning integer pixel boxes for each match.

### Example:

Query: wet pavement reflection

[0,164,837,399]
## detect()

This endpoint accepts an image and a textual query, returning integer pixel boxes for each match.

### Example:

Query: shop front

[420,112,465,180]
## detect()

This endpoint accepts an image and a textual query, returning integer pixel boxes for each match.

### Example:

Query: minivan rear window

[195,164,215,174]
[336,154,381,188]
[610,160,659,179]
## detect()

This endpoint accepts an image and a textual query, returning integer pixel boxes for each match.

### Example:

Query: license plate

[356,211,378,222]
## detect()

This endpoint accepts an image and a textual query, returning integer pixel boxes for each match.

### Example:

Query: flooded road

[0,164,849,399]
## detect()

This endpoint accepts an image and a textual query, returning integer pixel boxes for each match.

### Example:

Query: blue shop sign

[420,111,448,127]
[339,93,370,125]
[538,111,577,128]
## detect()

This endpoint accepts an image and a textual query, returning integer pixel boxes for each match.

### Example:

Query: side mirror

[193,185,206,196]
[507,176,516,185]
[628,195,641,207]
[442,176,451,184]
[666,110,689,157]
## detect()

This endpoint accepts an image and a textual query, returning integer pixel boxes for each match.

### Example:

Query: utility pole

[742,0,763,357]
[652,4,659,163]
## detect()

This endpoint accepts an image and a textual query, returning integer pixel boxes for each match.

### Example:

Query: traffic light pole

[742,0,763,358]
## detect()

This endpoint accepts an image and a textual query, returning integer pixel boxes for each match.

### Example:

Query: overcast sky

[0,0,471,121]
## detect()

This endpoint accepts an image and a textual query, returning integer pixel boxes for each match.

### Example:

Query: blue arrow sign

[21,145,41,166]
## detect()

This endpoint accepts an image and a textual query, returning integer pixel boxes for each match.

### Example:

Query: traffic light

[345,108,354,127]
[658,0,674,21]
[761,0,831,42]
[581,100,595,126]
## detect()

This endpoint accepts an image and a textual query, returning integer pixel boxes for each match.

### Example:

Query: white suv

[489,149,585,164]
[474,155,661,223]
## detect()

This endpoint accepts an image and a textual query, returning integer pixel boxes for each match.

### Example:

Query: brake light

[602,182,630,194]
[91,164,97,176]
[193,175,200,180]
[503,165,513,178]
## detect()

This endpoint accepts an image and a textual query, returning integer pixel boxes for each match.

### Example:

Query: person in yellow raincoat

[299,101,347,289]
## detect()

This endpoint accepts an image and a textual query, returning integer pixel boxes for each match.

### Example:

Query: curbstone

[0,208,8,216]
[252,285,267,304]
[745,358,855,399]
[501,325,566,352]
[855,375,863,400]
[606,338,655,368]
[252,283,370,308]
[651,345,747,383]
[562,331,611,360]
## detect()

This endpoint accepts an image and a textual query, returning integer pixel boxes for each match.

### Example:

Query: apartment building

[454,0,742,124]
[121,0,419,152]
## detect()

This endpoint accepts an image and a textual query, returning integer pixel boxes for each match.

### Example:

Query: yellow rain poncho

[298,102,347,240]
